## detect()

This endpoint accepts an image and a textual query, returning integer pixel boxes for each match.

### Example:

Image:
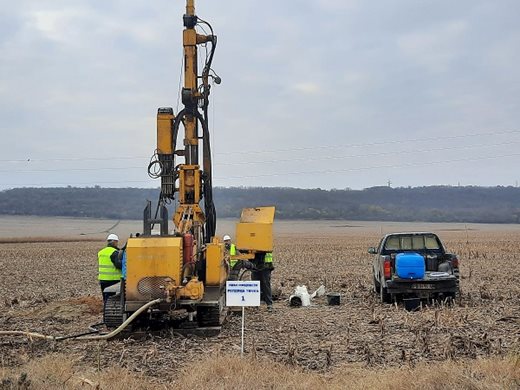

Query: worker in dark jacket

[251,251,274,312]
[98,233,123,304]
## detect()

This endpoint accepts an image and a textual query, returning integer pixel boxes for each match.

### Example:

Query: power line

[0,166,145,173]
[215,129,520,156]
[1,129,518,163]
[0,156,149,163]
[215,151,520,180]
[216,139,520,166]
[1,139,519,173]
[1,180,155,187]
[3,151,520,187]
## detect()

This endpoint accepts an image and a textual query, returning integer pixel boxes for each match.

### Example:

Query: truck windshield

[383,235,441,252]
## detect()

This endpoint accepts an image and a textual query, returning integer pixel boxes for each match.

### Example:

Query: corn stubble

[0,223,519,388]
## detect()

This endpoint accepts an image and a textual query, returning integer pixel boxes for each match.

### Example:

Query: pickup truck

[369,232,460,303]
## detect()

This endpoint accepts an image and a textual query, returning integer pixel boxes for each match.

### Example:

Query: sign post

[226,280,260,356]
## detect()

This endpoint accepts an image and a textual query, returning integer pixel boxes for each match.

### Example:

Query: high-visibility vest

[98,246,121,281]
[229,244,238,267]
[265,252,273,265]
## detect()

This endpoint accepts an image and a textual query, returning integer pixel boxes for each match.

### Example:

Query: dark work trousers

[228,263,242,281]
[100,280,119,304]
[251,268,273,306]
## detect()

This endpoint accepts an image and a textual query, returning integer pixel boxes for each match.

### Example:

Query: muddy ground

[1,220,519,382]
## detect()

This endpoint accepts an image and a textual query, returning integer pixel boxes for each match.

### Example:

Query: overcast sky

[1,0,519,190]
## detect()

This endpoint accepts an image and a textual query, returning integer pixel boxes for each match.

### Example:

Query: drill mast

[111,0,230,332]
[150,0,218,244]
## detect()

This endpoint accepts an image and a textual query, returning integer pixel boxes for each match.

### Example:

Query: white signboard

[226,281,260,307]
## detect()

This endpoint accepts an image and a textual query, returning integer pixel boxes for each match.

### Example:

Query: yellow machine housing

[125,237,204,310]
[236,206,275,252]
[205,239,228,287]
[156,110,174,154]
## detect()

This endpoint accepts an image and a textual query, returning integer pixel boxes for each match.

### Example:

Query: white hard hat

[107,233,119,241]
[223,235,231,241]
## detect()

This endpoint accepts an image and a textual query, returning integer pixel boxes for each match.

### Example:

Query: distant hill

[0,186,519,223]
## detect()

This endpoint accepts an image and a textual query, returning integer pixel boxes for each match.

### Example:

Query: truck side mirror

[368,247,377,254]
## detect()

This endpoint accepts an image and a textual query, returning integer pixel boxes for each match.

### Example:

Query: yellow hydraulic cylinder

[186,0,194,16]
[157,109,174,155]
[183,1,199,165]
[178,165,201,204]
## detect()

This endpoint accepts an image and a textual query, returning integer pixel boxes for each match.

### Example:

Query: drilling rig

[103,0,229,331]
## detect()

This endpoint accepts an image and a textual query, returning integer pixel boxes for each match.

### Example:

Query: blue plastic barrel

[395,253,425,279]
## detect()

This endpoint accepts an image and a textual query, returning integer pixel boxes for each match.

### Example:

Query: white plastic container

[289,285,311,307]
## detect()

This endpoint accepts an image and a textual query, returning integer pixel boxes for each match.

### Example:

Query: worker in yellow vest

[223,234,238,268]
[225,234,244,283]
[98,233,123,304]
[251,251,274,312]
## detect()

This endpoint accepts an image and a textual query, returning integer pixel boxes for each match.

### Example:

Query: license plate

[411,283,435,290]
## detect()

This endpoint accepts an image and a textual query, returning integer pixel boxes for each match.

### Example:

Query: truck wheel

[380,285,391,304]
[445,292,456,303]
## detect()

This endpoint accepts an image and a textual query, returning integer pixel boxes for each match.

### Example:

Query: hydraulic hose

[171,108,187,154]
[195,111,216,242]
[0,299,162,342]
[169,108,217,243]
[71,298,161,341]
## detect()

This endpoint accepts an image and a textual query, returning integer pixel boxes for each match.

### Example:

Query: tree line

[0,185,519,223]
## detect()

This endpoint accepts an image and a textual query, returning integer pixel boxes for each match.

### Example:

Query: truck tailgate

[386,273,458,294]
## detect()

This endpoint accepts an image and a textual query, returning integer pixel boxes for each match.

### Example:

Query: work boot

[267,305,273,313]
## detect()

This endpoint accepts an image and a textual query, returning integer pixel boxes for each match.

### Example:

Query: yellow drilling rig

[103,0,274,332]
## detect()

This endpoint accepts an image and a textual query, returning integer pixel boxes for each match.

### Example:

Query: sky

[1,0,519,190]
